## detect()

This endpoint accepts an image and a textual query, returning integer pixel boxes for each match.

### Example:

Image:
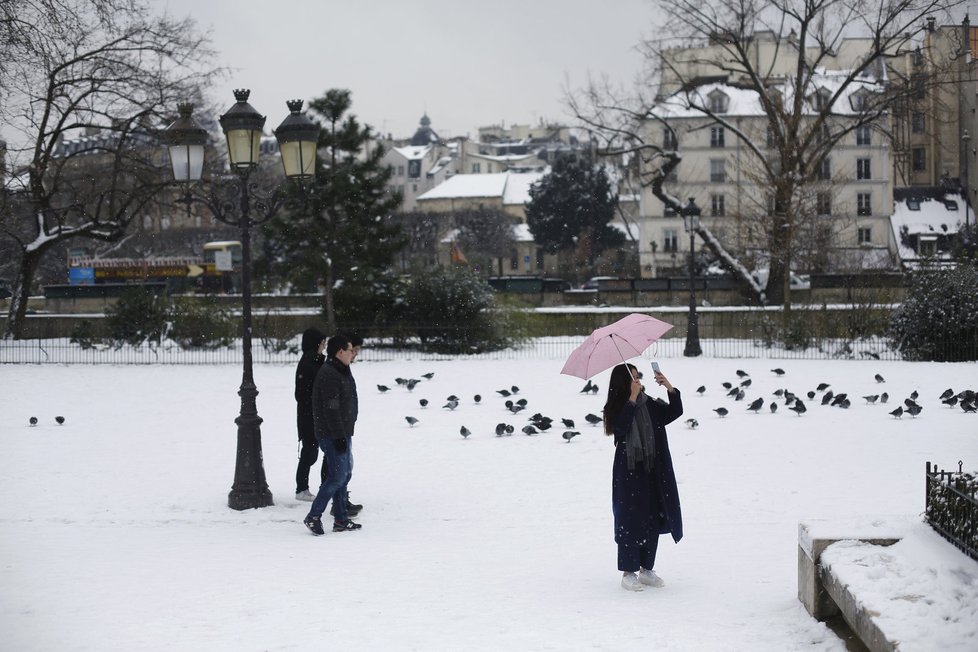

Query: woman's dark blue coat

[611,388,684,545]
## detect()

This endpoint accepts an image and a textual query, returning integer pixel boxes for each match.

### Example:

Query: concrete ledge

[818,560,897,652]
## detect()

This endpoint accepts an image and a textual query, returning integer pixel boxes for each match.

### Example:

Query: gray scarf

[626,391,656,471]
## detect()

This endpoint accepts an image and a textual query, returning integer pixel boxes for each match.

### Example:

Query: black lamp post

[964,129,971,253]
[164,90,319,510]
[682,197,702,357]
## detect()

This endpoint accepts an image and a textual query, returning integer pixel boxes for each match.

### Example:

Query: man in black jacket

[304,335,362,535]
[294,328,326,501]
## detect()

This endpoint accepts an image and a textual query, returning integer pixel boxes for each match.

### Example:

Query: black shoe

[333,519,362,532]
[303,516,325,536]
[346,500,363,516]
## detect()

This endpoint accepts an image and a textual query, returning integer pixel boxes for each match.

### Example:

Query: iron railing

[925,461,978,562]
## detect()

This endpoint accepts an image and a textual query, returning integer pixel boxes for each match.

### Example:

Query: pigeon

[736,369,749,378]
[516,398,528,407]
[863,394,879,404]
[906,404,923,418]
[561,418,575,429]
[771,368,785,376]
[696,385,706,395]
[459,426,471,438]
[419,398,429,408]
[29,416,38,426]
[941,396,959,408]
[473,394,482,404]
[726,386,740,397]
[909,390,919,401]
[939,388,954,400]
[506,424,515,435]
[584,413,603,426]
[521,425,539,436]
[769,402,778,414]
[446,395,460,402]
[747,398,764,413]
[830,393,848,406]
[875,373,886,383]
[405,379,420,391]
[889,406,904,418]
[495,423,509,437]
[421,373,435,380]
[534,420,553,431]
[405,416,419,427]
[722,382,733,390]
[496,389,511,397]
[807,391,816,400]
[784,391,797,405]
[580,380,594,394]
[816,383,830,391]
[511,386,520,394]
[684,418,699,429]
[880,392,889,404]
[394,378,407,385]
[788,400,807,416]
[713,407,729,418]
[55,416,65,425]
[589,384,599,395]
[562,430,580,442]
[443,399,459,411]
[821,391,834,406]
[507,404,525,414]
[734,390,746,401]
[904,398,919,409]
[377,385,391,393]
[962,402,977,414]
[773,389,784,397]
[837,399,851,409]
[740,378,752,388]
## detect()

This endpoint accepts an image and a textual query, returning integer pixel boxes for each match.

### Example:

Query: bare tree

[569,0,963,307]
[0,0,222,338]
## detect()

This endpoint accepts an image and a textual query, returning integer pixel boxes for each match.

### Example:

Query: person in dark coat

[603,362,683,591]
[303,335,361,535]
[294,328,326,501]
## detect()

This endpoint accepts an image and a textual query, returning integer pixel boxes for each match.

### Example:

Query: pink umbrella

[560,313,674,380]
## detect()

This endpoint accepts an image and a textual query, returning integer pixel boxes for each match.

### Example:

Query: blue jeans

[308,437,351,521]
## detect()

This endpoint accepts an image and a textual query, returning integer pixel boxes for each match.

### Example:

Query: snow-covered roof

[417,171,547,205]
[889,193,967,264]
[438,221,535,244]
[653,70,884,119]
[394,145,431,161]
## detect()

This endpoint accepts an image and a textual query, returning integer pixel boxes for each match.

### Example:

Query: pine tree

[525,155,622,270]
[261,89,405,331]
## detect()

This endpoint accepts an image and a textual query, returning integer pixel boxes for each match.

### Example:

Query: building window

[711,194,725,216]
[408,160,421,178]
[710,159,726,182]
[912,148,926,171]
[663,128,677,149]
[397,165,405,176]
[856,158,871,180]
[918,237,936,256]
[472,162,481,173]
[856,125,871,146]
[509,249,519,270]
[912,74,926,99]
[812,89,831,111]
[710,127,725,148]
[662,229,678,253]
[766,127,775,148]
[816,193,831,216]
[707,90,729,113]
[817,158,831,181]
[858,226,872,245]
[857,192,872,216]
[911,112,925,133]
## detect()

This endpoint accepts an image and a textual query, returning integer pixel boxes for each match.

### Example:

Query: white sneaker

[621,572,644,591]
[295,490,314,502]
[639,569,664,587]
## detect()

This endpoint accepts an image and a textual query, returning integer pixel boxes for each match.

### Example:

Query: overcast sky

[159,0,655,140]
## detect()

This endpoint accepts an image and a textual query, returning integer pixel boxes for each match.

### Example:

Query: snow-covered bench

[798,518,978,652]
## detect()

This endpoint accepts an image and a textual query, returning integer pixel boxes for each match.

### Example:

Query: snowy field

[2,353,976,651]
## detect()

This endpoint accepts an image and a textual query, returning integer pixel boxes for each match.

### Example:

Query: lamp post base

[227,383,273,510]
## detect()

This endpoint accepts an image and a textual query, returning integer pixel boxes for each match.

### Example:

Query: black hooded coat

[295,328,326,445]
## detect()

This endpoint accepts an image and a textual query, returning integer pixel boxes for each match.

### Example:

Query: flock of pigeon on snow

[382,373,604,441]
[684,367,977,431]
[377,367,977,440]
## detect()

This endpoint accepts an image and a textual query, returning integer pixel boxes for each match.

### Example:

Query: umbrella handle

[610,335,639,382]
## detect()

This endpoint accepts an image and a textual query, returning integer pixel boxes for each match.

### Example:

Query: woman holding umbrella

[604,363,683,591]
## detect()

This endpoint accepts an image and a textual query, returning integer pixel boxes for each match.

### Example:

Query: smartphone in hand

[651,361,661,374]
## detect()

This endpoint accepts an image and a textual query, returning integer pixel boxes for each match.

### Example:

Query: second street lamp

[682,197,702,357]
[164,90,319,510]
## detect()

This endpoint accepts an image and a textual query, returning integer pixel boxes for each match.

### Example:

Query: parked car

[580,276,618,290]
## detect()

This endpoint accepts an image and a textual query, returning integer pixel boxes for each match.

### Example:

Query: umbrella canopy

[560,313,674,380]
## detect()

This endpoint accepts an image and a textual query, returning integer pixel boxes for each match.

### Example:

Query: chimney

[926,16,935,32]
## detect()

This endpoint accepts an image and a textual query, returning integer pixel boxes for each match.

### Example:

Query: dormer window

[811,88,831,111]
[906,199,921,211]
[707,90,729,114]
[849,90,872,112]
[944,200,958,211]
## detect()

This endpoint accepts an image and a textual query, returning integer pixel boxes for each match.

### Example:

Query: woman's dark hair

[603,364,637,435]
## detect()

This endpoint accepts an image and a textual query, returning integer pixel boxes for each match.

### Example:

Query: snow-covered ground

[2,352,976,651]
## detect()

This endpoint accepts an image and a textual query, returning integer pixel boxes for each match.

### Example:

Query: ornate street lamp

[964,130,971,253]
[682,197,702,357]
[164,90,319,510]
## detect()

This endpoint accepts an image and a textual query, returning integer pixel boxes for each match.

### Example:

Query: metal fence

[925,461,978,562]
[0,333,907,365]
